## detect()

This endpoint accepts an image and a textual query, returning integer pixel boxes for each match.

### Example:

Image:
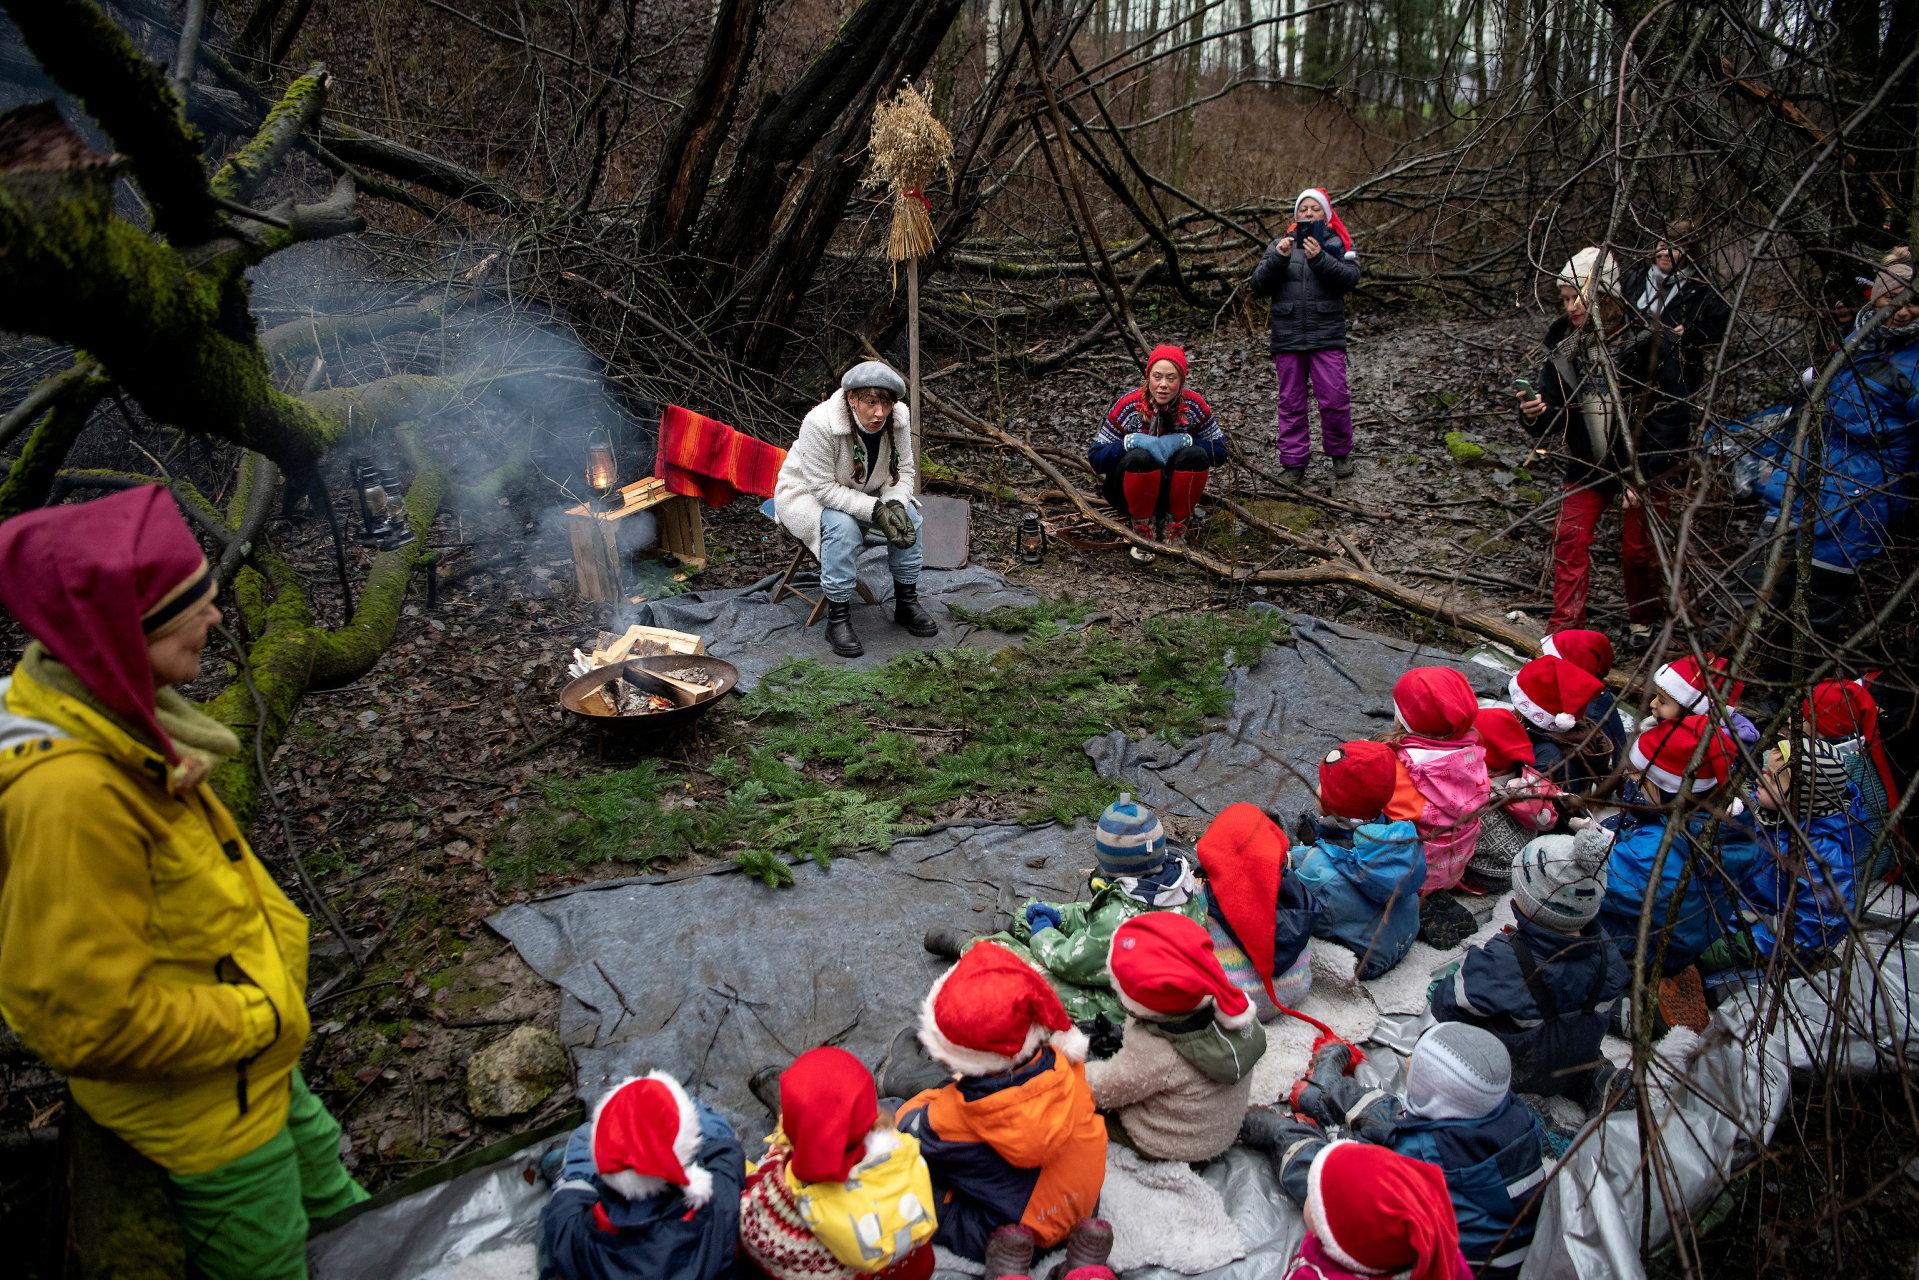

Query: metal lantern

[1015,510,1047,565]
[585,433,620,511]
[353,456,414,550]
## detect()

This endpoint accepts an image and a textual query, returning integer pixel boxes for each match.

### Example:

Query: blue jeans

[820,504,921,603]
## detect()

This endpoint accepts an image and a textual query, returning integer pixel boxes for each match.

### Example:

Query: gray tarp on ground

[1085,611,1511,822]
[633,548,1053,690]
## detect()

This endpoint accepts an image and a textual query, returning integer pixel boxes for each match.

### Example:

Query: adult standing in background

[1249,188,1363,482]
[1619,220,1731,396]
[0,485,367,1280]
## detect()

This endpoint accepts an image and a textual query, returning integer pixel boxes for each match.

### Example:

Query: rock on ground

[464,1025,571,1119]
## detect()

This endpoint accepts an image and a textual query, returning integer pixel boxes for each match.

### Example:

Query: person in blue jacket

[1241,1023,1547,1280]
[1431,826,1629,1105]
[1754,250,1918,633]
[1706,737,1861,972]
[1291,740,1424,979]
[1596,716,1756,975]
[540,1072,744,1280]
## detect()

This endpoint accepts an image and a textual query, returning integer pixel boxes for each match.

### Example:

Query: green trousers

[168,1071,369,1280]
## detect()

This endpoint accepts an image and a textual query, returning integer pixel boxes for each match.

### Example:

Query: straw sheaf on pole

[866,82,953,273]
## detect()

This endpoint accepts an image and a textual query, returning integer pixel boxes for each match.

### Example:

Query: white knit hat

[1557,247,1620,302]
[1405,1023,1511,1121]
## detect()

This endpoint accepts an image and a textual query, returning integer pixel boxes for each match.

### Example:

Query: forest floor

[0,305,1777,1198]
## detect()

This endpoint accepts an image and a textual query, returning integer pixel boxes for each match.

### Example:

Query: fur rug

[413,1242,537,1280]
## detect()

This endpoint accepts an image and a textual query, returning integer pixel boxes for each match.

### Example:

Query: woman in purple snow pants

[1248,187,1363,479]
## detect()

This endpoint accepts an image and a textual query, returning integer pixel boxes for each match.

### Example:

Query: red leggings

[1550,482,1672,630]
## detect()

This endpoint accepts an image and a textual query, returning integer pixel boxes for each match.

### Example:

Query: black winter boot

[825,600,863,657]
[892,580,939,638]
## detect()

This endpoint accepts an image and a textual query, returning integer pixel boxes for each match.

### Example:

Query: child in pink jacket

[1286,1140,1472,1280]
[1382,667,1491,892]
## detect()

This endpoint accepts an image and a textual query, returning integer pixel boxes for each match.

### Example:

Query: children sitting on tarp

[1801,677,1900,873]
[1292,741,1426,978]
[541,1072,745,1280]
[1282,1142,1474,1280]
[1195,802,1320,1015]
[1506,655,1616,793]
[1465,708,1565,893]
[1384,667,1491,893]
[1645,653,1759,746]
[994,794,1206,1039]
[739,1047,937,1280]
[1595,715,1754,974]
[1085,912,1267,1162]
[1706,736,1862,973]
[1430,827,1629,1107]
[1241,1023,1547,1280]
[1539,628,1626,761]
[896,942,1109,1264]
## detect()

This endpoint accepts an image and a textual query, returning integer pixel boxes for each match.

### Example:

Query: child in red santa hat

[895,942,1110,1278]
[1084,912,1267,1162]
[541,1071,744,1280]
[1291,741,1426,978]
[1801,677,1899,864]
[1643,653,1758,745]
[1381,666,1491,892]
[1506,655,1618,794]
[739,1046,937,1280]
[1286,1141,1473,1280]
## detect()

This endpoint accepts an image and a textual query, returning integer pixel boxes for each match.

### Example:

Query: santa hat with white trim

[590,1071,715,1206]
[1303,1139,1465,1280]
[1106,911,1256,1030]
[1508,655,1603,733]
[1629,714,1733,795]
[1652,654,1744,713]
[1539,628,1614,678]
[918,940,1089,1076]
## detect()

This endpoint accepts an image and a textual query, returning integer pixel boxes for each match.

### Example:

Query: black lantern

[352,456,414,550]
[585,432,620,511]
[1015,510,1047,565]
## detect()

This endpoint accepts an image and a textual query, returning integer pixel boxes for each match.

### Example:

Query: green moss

[1444,431,1486,464]
[490,608,1288,888]
[212,69,328,201]
[1516,486,1545,504]
[1245,499,1324,533]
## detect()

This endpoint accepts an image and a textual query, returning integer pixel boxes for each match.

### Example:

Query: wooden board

[563,485,708,601]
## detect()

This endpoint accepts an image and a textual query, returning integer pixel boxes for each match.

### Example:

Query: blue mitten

[1025,902,1064,934]
[1122,432,1144,451]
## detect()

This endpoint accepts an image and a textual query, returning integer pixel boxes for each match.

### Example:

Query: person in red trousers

[1516,247,1693,652]
[1088,344,1229,563]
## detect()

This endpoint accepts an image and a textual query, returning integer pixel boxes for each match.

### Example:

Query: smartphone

[1511,377,1534,397]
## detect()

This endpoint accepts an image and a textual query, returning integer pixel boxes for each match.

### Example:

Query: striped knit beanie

[1096,792,1168,877]
[1779,737,1852,817]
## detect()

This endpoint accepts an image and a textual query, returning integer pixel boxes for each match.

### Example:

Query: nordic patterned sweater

[1087,388,1229,474]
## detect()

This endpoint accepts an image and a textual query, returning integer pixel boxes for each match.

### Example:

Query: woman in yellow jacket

[0,485,365,1278]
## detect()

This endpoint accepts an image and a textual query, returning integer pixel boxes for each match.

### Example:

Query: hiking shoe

[748,1065,782,1115]
[984,1224,1038,1280]
[875,1025,949,1100]
[1623,623,1654,655]
[1282,464,1308,483]
[1418,894,1477,949]
[1236,1105,1293,1152]
[1163,518,1188,543]
[825,600,863,657]
[1045,1218,1113,1280]
[922,925,969,960]
[892,580,939,638]
[1331,455,1356,479]
[1587,1065,1637,1115]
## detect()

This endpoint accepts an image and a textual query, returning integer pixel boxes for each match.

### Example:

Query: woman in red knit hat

[1086,343,1230,560]
[0,485,365,1279]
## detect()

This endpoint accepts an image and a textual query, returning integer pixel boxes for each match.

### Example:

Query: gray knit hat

[1406,1023,1510,1120]
[840,360,906,399]
[1511,826,1611,932]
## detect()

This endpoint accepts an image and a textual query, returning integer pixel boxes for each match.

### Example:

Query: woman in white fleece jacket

[773,361,937,658]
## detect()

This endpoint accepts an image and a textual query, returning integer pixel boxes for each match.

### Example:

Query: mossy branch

[0,387,103,519]
[0,0,221,244]
[211,66,329,204]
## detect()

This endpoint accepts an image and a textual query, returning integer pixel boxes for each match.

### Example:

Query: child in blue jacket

[1291,740,1424,978]
[1241,1022,1547,1280]
[1707,737,1861,971]
[541,1072,744,1280]
[1431,826,1629,1104]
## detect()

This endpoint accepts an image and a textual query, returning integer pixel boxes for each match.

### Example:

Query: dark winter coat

[1521,317,1694,495]
[1248,232,1361,354]
[1389,1095,1547,1280]
[1620,262,1732,391]
[540,1103,744,1280]
[1524,713,1621,796]
[1429,915,1630,1098]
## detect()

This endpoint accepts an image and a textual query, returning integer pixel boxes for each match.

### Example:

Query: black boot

[892,580,938,638]
[825,600,863,657]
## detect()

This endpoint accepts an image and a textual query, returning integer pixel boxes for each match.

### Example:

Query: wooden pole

[907,254,923,487]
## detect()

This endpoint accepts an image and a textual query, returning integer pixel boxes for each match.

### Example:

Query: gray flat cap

[841,360,906,398]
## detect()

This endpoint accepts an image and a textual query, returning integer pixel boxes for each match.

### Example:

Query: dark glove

[874,499,917,549]
[1024,902,1063,934]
